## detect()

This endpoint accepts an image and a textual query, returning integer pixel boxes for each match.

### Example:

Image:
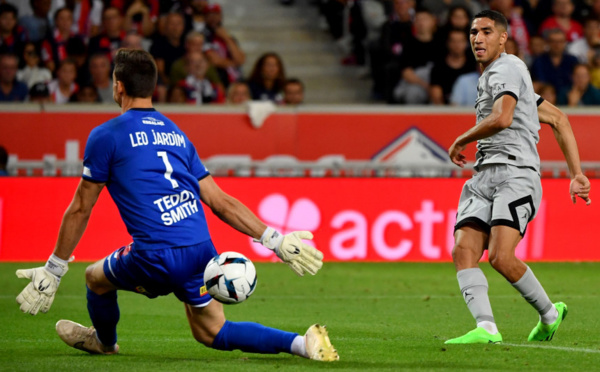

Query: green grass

[2,262,600,371]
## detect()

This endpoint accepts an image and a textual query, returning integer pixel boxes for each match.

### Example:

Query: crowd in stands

[319,0,600,106]
[3,0,600,106]
[0,0,304,105]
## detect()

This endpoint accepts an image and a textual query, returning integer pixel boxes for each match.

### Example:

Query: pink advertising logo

[249,194,321,258]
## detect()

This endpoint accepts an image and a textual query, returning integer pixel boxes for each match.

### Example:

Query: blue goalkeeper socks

[86,286,120,347]
[212,320,297,354]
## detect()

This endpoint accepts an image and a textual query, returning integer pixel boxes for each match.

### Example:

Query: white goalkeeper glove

[256,227,324,276]
[16,254,69,315]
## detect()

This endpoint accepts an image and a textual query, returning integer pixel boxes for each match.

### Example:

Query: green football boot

[445,327,503,344]
[528,302,568,341]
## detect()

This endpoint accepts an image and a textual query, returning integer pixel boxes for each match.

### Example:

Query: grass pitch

[1,262,599,371]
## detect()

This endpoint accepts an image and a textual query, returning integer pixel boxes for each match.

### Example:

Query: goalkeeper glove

[257,227,324,276]
[16,254,69,315]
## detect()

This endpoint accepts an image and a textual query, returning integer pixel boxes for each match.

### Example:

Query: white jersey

[474,53,542,173]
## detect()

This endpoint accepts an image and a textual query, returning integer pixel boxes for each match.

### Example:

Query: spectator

[184,0,208,33]
[392,8,438,104]
[0,145,8,176]
[531,28,578,93]
[88,7,125,62]
[226,81,250,104]
[166,84,187,103]
[0,3,27,56]
[369,0,416,100]
[567,17,600,63]
[169,31,221,86]
[527,34,547,67]
[19,0,51,43]
[504,36,525,61]
[434,5,471,41]
[47,58,78,103]
[121,0,157,37]
[590,47,600,88]
[178,51,224,104]
[69,83,100,103]
[121,31,143,50]
[449,66,480,106]
[28,81,51,103]
[41,7,80,73]
[17,42,52,88]
[247,52,286,103]
[88,53,112,103]
[420,0,481,25]
[557,63,600,105]
[490,0,531,58]
[539,0,583,42]
[283,78,304,105]
[150,11,186,85]
[0,53,28,101]
[65,36,89,85]
[59,0,104,39]
[204,4,245,88]
[429,29,476,104]
[536,83,558,104]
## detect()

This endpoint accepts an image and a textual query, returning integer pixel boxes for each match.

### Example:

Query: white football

[203,251,257,304]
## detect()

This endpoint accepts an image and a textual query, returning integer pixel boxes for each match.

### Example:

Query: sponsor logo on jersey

[141,117,165,126]
[199,285,208,296]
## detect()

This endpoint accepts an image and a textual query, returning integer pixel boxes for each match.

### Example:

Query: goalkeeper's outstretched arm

[198,175,323,276]
[16,179,105,315]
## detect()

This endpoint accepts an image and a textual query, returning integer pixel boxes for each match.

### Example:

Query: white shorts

[454,164,542,236]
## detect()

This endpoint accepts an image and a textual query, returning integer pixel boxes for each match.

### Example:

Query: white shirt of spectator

[17,66,52,89]
[48,79,77,104]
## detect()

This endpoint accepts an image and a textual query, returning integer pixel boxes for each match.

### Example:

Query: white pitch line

[503,343,600,354]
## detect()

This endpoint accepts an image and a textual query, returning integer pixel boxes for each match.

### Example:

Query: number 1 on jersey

[157,151,179,188]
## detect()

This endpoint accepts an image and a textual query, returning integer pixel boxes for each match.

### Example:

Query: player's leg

[56,256,120,354]
[489,167,566,341]
[445,225,502,344]
[446,170,502,344]
[185,300,338,361]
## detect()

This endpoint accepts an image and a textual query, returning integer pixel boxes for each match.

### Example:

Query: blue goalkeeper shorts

[103,240,218,307]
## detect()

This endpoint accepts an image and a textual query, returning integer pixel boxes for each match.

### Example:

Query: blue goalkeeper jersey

[82,108,211,250]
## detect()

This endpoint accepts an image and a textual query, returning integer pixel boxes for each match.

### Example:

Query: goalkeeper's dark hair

[114,49,157,98]
[473,10,508,31]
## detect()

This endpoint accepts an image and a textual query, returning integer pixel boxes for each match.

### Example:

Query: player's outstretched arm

[198,176,323,276]
[16,179,105,315]
[449,95,517,167]
[537,100,591,205]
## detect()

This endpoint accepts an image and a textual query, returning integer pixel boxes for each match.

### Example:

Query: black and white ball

[203,252,257,304]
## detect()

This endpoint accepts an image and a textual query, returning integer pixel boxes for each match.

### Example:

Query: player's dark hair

[114,49,157,98]
[473,10,508,31]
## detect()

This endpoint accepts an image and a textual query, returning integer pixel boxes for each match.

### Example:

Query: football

[203,251,257,304]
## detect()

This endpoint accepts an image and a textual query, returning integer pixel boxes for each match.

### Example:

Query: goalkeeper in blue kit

[15,49,338,362]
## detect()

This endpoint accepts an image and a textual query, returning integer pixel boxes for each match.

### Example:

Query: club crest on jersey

[141,117,164,126]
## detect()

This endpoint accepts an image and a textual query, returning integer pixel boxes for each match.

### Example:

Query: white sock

[290,335,308,358]
[540,304,559,324]
[477,320,499,335]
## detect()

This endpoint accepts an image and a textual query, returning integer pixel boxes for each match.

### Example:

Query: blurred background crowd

[1,0,600,106]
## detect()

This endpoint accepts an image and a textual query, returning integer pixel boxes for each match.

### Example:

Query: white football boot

[56,320,119,355]
[304,324,339,361]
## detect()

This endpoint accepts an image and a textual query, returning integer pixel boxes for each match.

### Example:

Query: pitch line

[503,343,600,354]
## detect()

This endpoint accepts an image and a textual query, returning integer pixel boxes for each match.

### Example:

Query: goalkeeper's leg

[56,258,120,354]
[186,301,339,361]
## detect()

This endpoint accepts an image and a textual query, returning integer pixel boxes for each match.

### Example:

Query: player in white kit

[446,10,591,344]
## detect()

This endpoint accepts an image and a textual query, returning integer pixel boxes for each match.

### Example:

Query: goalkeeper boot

[445,327,503,344]
[528,302,568,341]
[304,324,339,361]
[56,320,119,355]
